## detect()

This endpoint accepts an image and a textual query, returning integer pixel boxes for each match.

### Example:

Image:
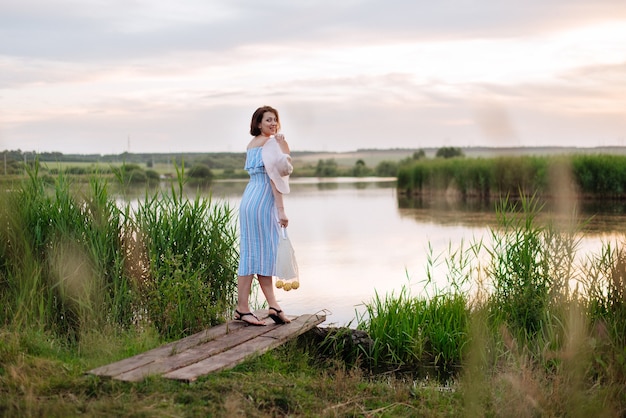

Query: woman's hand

[277,207,289,228]
[275,133,290,154]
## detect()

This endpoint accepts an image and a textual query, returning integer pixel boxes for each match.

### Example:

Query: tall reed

[0,162,238,342]
[357,286,469,374]
[132,166,238,339]
[397,153,626,200]
[487,195,553,338]
[571,154,626,197]
[581,239,626,377]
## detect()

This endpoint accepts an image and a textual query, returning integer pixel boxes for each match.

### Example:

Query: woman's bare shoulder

[247,136,267,150]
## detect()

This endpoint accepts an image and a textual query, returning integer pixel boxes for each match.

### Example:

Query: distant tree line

[1,147,465,180]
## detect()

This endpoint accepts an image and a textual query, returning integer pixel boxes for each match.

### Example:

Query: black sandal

[235,310,265,326]
[268,307,290,324]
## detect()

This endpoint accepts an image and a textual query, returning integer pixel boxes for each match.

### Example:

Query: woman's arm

[272,133,290,227]
[270,181,288,228]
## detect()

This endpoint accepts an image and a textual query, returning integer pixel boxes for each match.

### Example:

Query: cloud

[3,0,626,60]
[1,0,625,153]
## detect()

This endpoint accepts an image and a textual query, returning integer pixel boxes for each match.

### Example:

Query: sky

[1,0,625,155]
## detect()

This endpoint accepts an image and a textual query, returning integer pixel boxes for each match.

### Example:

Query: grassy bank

[397,154,626,200]
[1,171,626,416]
[1,325,466,417]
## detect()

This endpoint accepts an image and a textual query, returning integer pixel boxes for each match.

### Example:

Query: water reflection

[398,194,626,234]
[397,195,497,227]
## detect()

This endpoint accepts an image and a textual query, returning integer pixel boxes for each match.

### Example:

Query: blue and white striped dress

[238,146,279,277]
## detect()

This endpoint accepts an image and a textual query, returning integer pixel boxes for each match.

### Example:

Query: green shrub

[187,164,214,180]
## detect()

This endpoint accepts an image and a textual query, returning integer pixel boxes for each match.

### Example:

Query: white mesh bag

[275,227,300,291]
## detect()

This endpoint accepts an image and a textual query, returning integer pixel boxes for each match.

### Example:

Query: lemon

[291,281,300,289]
[283,282,292,291]
[275,280,284,288]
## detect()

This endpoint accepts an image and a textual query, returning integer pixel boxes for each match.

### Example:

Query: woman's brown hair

[250,106,281,136]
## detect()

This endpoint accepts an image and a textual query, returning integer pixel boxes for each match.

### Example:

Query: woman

[236,106,292,326]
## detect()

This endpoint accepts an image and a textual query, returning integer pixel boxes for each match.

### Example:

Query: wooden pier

[88,312,326,383]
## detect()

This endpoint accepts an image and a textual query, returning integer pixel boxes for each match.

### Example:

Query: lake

[208,178,626,327]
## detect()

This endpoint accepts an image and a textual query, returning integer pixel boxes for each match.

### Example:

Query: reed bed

[0,164,238,342]
[397,153,626,200]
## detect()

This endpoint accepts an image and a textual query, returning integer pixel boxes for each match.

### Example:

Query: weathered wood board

[87,312,325,383]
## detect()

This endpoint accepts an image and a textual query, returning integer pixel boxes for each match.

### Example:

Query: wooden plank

[163,313,325,382]
[88,312,267,378]
[88,312,325,383]
[114,322,280,382]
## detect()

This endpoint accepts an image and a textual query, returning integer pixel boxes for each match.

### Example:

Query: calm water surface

[208,178,626,327]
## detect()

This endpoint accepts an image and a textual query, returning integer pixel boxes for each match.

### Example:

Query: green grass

[0,328,462,417]
[356,287,469,377]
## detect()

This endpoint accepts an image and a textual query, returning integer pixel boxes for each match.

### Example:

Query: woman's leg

[236,275,264,325]
[257,275,291,323]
